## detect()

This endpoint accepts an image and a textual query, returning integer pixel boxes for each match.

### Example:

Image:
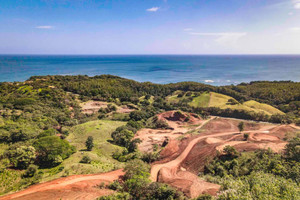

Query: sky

[0,0,300,54]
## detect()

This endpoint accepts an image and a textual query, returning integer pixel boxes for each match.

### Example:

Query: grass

[0,119,126,195]
[189,92,210,107]
[60,120,127,175]
[36,120,126,182]
[243,100,284,115]
[166,91,284,116]
[208,92,232,107]
[0,169,24,195]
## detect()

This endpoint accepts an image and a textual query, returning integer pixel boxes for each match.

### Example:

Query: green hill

[166,91,284,116]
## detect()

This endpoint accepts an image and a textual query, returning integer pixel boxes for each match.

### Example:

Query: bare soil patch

[0,169,124,200]
[80,101,134,115]
[80,101,108,114]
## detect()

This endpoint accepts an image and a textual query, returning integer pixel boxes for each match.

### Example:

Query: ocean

[0,55,300,86]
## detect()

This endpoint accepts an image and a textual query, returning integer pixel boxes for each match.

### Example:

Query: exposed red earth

[0,169,124,200]
[2,111,299,200]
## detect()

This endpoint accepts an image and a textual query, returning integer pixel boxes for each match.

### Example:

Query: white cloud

[184,28,193,31]
[226,80,231,83]
[293,0,300,9]
[289,27,300,32]
[288,12,294,15]
[189,32,247,45]
[36,26,54,29]
[204,80,214,83]
[146,7,160,12]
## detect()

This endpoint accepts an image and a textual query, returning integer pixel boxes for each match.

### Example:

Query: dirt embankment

[135,111,205,153]
[150,116,299,198]
[0,169,124,200]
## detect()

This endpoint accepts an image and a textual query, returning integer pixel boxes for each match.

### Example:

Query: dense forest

[0,75,299,199]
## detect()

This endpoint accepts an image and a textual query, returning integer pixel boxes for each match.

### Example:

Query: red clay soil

[157,111,201,124]
[157,111,202,131]
[268,125,298,139]
[158,167,220,198]
[0,169,124,200]
[155,137,191,164]
[201,118,267,135]
[135,111,205,153]
[180,141,219,174]
[151,118,297,198]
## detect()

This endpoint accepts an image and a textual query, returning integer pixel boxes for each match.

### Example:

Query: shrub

[284,137,300,162]
[238,122,244,132]
[23,164,38,177]
[243,133,249,141]
[86,136,94,151]
[80,155,92,164]
[6,146,36,169]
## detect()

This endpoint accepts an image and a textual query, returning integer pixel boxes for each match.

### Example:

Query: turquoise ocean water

[0,55,300,85]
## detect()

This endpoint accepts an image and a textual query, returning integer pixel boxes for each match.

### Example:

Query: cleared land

[2,113,298,199]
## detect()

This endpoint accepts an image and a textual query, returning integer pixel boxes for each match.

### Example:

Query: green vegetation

[86,136,94,151]
[34,136,76,167]
[167,91,284,117]
[0,75,300,198]
[99,160,186,200]
[203,139,300,199]
[238,122,244,133]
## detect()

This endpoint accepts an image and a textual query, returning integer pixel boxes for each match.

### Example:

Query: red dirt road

[150,118,297,198]
[0,169,124,200]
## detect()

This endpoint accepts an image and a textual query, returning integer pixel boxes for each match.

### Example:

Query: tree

[284,137,300,162]
[112,128,134,147]
[123,160,151,199]
[238,122,244,133]
[244,133,249,141]
[34,136,75,167]
[223,145,239,158]
[6,146,36,169]
[86,136,94,151]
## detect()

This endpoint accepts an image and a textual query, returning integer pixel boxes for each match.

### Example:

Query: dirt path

[150,128,276,181]
[0,169,124,200]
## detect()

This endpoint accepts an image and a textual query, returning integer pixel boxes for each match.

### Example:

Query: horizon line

[1,53,300,56]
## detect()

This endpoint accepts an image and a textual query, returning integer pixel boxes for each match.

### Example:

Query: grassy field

[166,91,284,116]
[0,120,126,195]
[57,120,127,177]
[243,100,284,115]
[189,92,210,107]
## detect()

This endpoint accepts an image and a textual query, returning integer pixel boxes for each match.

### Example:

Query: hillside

[0,75,299,200]
[166,91,284,116]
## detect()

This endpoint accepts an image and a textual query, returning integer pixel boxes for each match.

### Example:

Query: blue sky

[0,0,300,54]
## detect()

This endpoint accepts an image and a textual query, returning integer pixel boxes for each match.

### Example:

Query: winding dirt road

[150,124,279,181]
[0,169,124,200]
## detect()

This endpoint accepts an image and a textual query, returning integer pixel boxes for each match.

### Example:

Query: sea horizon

[1,54,300,85]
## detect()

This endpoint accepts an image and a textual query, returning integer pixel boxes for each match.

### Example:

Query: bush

[6,145,36,169]
[223,145,239,158]
[195,194,212,200]
[23,164,38,177]
[86,136,94,151]
[243,133,249,141]
[284,137,300,162]
[123,159,150,180]
[80,155,92,164]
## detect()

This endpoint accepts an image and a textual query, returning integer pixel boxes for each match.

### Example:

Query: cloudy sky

[0,0,300,54]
